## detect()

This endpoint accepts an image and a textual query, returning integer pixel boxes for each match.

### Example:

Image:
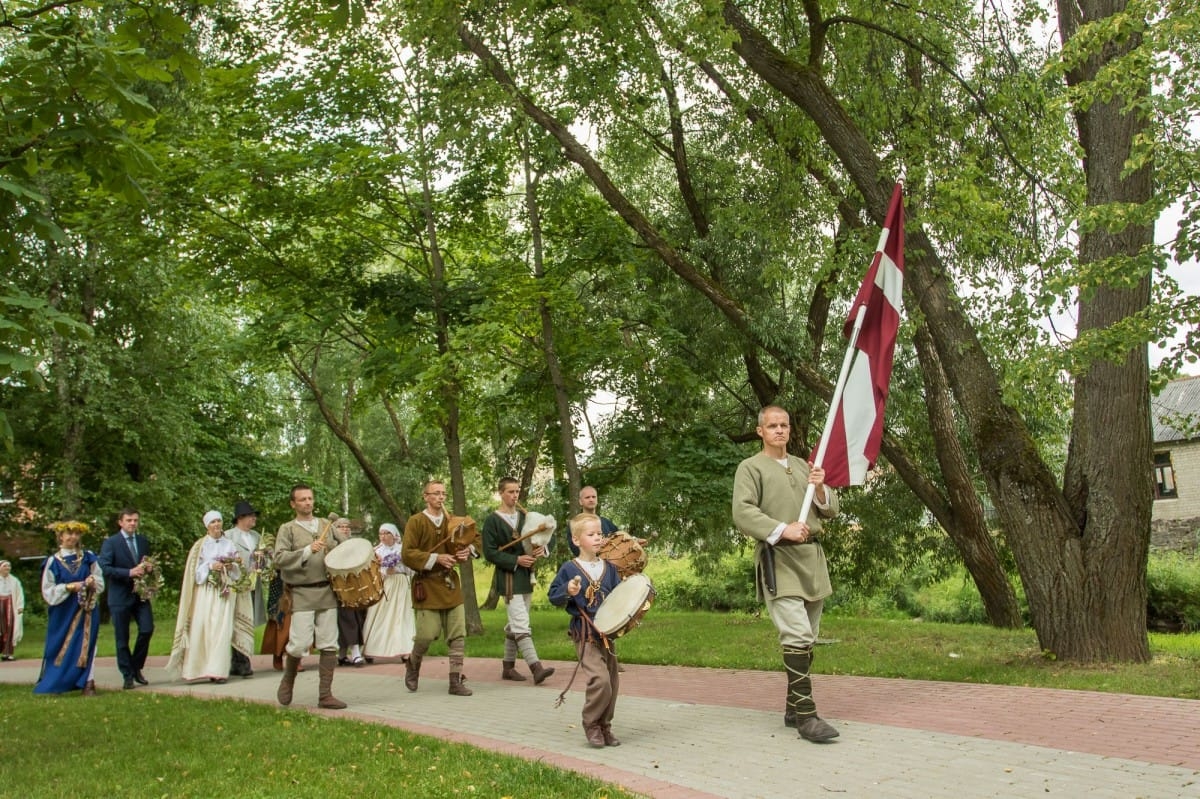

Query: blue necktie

[126,535,138,560]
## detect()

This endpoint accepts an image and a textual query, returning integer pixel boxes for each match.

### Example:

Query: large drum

[597,530,648,579]
[593,573,655,639]
[324,538,384,609]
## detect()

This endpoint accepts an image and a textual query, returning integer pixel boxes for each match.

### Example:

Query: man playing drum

[732,405,840,743]
[401,480,474,697]
[481,477,555,685]
[548,513,623,749]
[273,484,348,710]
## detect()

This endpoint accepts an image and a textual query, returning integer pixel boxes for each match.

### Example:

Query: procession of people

[13,424,838,751]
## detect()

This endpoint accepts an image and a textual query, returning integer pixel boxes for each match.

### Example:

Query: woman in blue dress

[34,520,105,696]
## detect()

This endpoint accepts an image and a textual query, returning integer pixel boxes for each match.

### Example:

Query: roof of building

[1153,374,1200,443]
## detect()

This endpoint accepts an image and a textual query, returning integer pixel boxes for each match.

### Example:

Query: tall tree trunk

[285,350,407,523]
[1055,0,1153,659]
[522,129,582,512]
[914,326,1022,628]
[417,133,482,635]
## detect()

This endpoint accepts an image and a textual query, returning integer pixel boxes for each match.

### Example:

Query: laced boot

[502,660,527,681]
[317,651,347,709]
[530,661,556,685]
[448,673,473,696]
[277,654,300,706]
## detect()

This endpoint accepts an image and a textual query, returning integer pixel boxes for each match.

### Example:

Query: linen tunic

[731,452,839,601]
[274,518,340,611]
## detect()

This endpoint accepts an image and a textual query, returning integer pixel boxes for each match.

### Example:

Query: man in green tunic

[482,476,555,684]
[732,405,840,742]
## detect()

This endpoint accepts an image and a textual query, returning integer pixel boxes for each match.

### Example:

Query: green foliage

[644,552,759,612]
[1146,551,1200,632]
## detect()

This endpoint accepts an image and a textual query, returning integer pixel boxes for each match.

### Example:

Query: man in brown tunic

[401,480,473,696]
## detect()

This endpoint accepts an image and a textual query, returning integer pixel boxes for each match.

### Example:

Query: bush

[1147,552,1200,632]
[644,552,759,612]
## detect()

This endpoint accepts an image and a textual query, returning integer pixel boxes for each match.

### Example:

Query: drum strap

[554,612,612,708]
[291,581,330,589]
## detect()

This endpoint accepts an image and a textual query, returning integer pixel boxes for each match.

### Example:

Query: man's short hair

[757,405,790,425]
[498,476,519,492]
[289,483,312,501]
[118,506,139,520]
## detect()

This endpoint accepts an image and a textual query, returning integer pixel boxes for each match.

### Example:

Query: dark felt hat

[233,500,259,519]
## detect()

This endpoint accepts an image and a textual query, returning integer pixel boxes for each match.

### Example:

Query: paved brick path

[3,655,1198,798]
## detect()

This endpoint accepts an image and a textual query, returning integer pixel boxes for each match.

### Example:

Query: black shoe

[133,671,149,685]
[796,716,840,742]
[123,677,135,690]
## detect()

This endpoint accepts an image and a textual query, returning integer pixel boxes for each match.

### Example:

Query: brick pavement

[2,655,1198,798]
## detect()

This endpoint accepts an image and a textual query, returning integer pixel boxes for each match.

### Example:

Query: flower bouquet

[208,552,251,598]
[133,556,165,601]
[379,552,403,572]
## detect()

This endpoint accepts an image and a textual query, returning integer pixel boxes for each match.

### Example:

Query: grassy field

[0,684,641,799]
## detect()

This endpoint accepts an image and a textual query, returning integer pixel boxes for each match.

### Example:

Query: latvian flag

[818,183,905,488]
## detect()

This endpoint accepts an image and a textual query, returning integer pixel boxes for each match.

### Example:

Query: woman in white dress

[167,511,253,683]
[363,523,417,661]
[0,560,24,660]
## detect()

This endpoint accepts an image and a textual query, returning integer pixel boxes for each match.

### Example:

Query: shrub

[1147,552,1200,632]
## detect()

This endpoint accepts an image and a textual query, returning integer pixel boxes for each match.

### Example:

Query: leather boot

[405,653,422,692]
[82,680,97,697]
[600,724,620,746]
[530,661,556,685]
[584,724,606,748]
[502,660,527,681]
[317,651,347,709]
[448,673,473,696]
[277,654,300,706]
[272,654,283,671]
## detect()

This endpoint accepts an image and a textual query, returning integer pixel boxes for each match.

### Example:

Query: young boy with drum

[547,513,623,748]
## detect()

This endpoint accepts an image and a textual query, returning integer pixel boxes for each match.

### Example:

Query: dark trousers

[112,599,154,678]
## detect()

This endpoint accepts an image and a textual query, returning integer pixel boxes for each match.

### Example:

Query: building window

[1154,452,1177,499]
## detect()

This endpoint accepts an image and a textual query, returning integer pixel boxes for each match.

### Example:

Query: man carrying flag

[731,184,905,744]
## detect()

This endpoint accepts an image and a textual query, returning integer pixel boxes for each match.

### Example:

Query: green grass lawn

[0,684,642,799]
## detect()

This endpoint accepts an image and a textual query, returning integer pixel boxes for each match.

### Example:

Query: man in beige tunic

[732,405,840,742]
[273,484,347,709]
[402,479,473,696]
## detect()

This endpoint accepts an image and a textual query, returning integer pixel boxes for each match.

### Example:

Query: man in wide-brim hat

[226,499,265,677]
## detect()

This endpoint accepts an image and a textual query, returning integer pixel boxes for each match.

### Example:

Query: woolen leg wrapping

[783,645,815,718]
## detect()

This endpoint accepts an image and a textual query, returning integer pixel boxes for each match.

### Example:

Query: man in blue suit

[99,507,155,690]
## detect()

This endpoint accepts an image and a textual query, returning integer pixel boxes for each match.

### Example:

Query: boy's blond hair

[569,512,601,541]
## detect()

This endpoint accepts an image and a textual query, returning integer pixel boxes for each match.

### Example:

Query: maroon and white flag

[817,183,905,488]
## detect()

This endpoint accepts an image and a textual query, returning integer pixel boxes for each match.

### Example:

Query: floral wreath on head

[49,520,90,539]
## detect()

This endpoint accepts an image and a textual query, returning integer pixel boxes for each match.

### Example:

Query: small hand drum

[596,530,648,579]
[593,574,655,639]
